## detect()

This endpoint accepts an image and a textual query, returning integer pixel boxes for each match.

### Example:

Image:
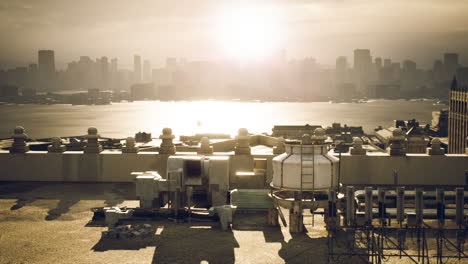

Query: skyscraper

[401,60,417,92]
[38,50,56,90]
[444,53,459,80]
[353,49,372,94]
[374,57,383,70]
[143,60,151,82]
[335,56,347,85]
[448,76,468,154]
[457,67,468,84]
[109,58,118,91]
[134,55,141,83]
[383,59,392,69]
[100,56,109,89]
[110,58,118,73]
[433,60,444,83]
[27,63,38,89]
[391,62,401,81]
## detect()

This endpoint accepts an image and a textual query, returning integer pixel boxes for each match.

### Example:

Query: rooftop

[0,182,339,264]
[1,182,463,264]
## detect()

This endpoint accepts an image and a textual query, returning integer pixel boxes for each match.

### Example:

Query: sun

[214,6,283,62]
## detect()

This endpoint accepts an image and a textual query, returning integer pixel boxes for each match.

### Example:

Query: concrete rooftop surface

[0,182,450,264]
[0,182,340,264]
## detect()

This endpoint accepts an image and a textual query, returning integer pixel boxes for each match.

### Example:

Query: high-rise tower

[448,75,468,153]
[134,55,142,83]
[38,50,56,90]
[444,53,459,80]
[143,60,151,82]
[353,49,372,94]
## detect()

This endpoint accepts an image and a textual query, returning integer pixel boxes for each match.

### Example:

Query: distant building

[88,88,100,98]
[406,126,427,153]
[444,53,459,80]
[8,67,28,88]
[431,109,448,137]
[391,62,401,81]
[383,59,392,68]
[27,63,38,89]
[448,77,468,153]
[38,50,55,73]
[456,67,468,84]
[0,85,19,97]
[38,50,55,90]
[374,57,383,70]
[21,88,37,97]
[326,123,364,136]
[353,49,372,94]
[401,60,418,93]
[135,132,152,142]
[272,124,322,139]
[133,55,141,83]
[378,66,394,85]
[100,56,109,89]
[70,92,89,105]
[130,83,156,100]
[336,83,356,98]
[336,56,347,85]
[110,58,118,73]
[158,85,176,100]
[433,60,444,83]
[143,60,151,82]
[367,84,400,98]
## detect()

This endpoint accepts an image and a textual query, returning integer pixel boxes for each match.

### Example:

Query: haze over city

[2,1,468,264]
[1,0,468,68]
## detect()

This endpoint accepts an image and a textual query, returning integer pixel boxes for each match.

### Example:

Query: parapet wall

[0,151,168,182]
[7,148,465,187]
[340,153,468,186]
[0,151,275,183]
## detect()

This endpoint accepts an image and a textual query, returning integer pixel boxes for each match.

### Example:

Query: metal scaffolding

[326,186,467,264]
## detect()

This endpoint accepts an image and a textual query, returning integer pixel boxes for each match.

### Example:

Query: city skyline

[1,0,468,69]
[0,47,466,71]
[1,47,467,103]
[1,2,468,263]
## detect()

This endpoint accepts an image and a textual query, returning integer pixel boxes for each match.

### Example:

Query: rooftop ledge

[336,152,468,157]
[0,150,275,156]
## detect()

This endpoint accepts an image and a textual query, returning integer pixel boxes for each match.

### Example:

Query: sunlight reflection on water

[0,100,444,139]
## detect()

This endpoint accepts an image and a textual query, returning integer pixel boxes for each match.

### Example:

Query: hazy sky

[1,0,468,69]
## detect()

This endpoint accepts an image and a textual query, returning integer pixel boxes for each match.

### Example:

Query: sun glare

[214,6,283,62]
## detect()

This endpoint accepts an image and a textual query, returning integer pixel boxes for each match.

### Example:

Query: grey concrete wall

[0,151,167,182]
[0,151,276,183]
[340,153,468,186]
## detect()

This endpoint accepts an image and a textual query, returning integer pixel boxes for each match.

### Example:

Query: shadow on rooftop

[151,222,238,264]
[0,182,136,221]
[262,225,285,243]
[103,184,129,207]
[45,198,80,220]
[10,198,36,210]
[0,181,136,201]
[90,220,239,264]
[278,233,329,264]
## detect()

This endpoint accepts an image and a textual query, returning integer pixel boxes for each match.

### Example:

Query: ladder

[300,144,315,226]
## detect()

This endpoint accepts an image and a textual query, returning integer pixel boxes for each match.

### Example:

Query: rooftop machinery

[271,129,339,232]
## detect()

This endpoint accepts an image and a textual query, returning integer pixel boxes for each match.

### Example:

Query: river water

[0,100,445,139]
